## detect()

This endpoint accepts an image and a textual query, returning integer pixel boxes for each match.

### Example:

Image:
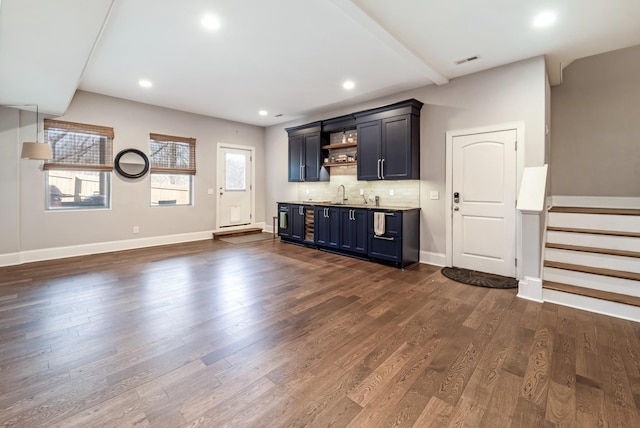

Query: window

[44,120,113,210]
[149,133,196,206]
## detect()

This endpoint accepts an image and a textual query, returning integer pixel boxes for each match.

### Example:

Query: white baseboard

[0,252,21,267]
[420,251,446,266]
[543,288,640,323]
[517,276,543,302]
[550,196,640,208]
[5,231,214,267]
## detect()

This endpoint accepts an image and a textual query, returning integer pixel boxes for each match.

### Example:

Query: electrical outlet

[133,226,139,234]
[359,189,364,195]
[430,191,439,200]
[305,188,309,195]
[389,189,394,196]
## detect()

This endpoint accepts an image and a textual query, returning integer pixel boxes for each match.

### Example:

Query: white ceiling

[2,0,640,126]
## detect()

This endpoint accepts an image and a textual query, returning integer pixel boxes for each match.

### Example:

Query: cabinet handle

[377,159,381,179]
[300,165,305,181]
[299,206,303,215]
[373,235,394,241]
[381,159,385,179]
[324,208,328,218]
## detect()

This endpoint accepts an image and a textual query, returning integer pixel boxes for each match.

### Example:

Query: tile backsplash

[297,171,419,208]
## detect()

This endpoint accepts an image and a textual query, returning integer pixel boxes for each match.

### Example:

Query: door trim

[215,143,256,230]
[445,122,525,279]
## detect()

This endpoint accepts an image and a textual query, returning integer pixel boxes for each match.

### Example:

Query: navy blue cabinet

[368,209,420,268]
[290,204,305,241]
[278,202,419,269]
[315,206,340,249]
[355,99,423,181]
[286,122,327,182]
[277,204,291,238]
[339,208,368,255]
[278,203,315,244]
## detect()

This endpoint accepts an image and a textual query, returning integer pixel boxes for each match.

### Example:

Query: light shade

[21,142,52,160]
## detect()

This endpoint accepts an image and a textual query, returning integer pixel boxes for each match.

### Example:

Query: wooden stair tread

[544,261,640,281]
[547,226,640,238]
[543,280,640,308]
[549,206,640,216]
[546,242,640,259]
[212,227,262,240]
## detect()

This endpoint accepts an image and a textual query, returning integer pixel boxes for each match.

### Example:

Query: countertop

[278,201,420,211]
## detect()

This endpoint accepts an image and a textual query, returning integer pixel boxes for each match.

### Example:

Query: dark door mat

[441,267,518,289]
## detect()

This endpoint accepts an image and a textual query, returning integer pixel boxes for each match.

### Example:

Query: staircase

[542,205,640,321]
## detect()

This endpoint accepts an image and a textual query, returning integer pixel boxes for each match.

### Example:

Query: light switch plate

[430,191,439,200]
[389,189,394,196]
[207,188,214,195]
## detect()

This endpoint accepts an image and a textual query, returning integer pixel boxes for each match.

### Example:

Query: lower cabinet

[278,203,419,268]
[368,209,420,268]
[278,203,314,244]
[339,208,368,255]
[315,206,340,248]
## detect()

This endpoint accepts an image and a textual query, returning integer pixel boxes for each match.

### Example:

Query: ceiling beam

[328,0,449,86]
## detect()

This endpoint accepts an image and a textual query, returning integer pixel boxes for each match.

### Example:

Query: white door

[452,130,517,277]
[217,145,253,228]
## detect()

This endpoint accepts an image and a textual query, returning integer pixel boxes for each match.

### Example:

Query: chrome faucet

[337,185,347,203]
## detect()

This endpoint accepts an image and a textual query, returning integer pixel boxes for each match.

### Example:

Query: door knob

[454,206,459,211]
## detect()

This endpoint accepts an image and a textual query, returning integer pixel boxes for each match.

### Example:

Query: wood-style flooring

[1,238,639,427]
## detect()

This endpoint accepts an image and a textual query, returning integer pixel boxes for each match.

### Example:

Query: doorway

[445,125,522,278]
[216,144,255,229]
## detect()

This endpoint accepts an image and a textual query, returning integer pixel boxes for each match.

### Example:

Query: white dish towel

[374,212,385,236]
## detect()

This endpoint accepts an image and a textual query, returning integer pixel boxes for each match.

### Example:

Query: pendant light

[20,105,53,160]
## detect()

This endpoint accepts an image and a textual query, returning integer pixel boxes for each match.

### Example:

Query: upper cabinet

[286,122,328,182]
[285,99,423,182]
[355,99,423,181]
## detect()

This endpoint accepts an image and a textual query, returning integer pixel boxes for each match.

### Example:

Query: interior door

[452,130,516,277]
[217,145,253,228]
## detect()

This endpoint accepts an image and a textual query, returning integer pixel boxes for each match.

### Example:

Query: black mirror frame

[114,148,150,179]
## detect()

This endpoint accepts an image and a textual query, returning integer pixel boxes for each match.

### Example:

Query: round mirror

[114,149,149,179]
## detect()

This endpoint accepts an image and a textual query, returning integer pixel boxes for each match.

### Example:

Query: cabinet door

[314,207,328,245]
[288,135,304,182]
[352,209,368,254]
[277,204,291,238]
[290,205,305,241]
[339,208,367,254]
[381,115,411,180]
[303,133,321,182]
[315,206,339,248]
[356,120,382,181]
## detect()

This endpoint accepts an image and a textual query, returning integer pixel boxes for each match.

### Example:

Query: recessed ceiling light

[259,110,268,116]
[138,79,152,88]
[202,14,221,30]
[343,80,355,90]
[533,11,556,28]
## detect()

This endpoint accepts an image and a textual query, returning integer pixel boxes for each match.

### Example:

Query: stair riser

[542,289,640,323]
[543,267,640,297]
[548,212,640,233]
[546,231,640,252]
[545,248,640,273]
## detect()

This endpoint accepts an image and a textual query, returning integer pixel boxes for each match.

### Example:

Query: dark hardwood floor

[1,238,639,427]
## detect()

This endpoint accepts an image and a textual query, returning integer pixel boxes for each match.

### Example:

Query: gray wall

[0,107,21,255]
[551,44,640,196]
[0,91,265,257]
[265,56,548,263]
